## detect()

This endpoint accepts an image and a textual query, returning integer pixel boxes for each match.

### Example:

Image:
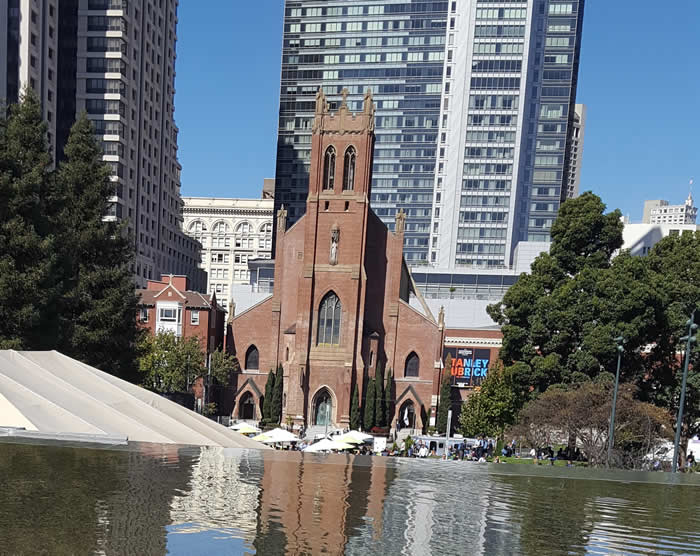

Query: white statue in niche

[330,228,340,265]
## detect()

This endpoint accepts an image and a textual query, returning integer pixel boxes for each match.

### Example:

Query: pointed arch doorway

[313,388,333,427]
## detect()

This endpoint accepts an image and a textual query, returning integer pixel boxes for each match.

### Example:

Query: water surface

[0,440,698,555]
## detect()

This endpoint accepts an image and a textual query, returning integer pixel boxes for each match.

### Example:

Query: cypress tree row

[262,370,275,424]
[350,384,361,430]
[375,362,386,428]
[385,367,393,428]
[363,377,375,431]
[271,363,284,424]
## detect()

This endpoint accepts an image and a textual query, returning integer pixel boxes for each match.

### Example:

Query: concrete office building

[1,0,201,288]
[564,103,585,198]
[643,194,697,226]
[275,0,586,268]
[182,195,274,313]
[0,0,60,160]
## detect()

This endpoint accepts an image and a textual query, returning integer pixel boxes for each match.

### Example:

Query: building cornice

[444,336,502,348]
[182,207,274,217]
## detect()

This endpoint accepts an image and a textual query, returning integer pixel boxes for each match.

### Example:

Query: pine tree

[262,370,275,423]
[437,364,453,434]
[271,363,283,424]
[350,384,361,430]
[375,362,386,427]
[0,89,60,350]
[363,377,376,431]
[53,113,141,379]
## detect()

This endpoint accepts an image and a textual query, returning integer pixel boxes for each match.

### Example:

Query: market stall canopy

[303,438,355,453]
[230,423,260,435]
[335,430,373,444]
[0,350,266,449]
[253,428,299,444]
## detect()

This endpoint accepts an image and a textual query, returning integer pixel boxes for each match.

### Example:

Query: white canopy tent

[0,350,265,449]
[303,438,354,453]
[253,428,299,444]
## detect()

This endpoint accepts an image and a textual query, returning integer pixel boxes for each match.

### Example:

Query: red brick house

[229,90,445,432]
[136,275,225,358]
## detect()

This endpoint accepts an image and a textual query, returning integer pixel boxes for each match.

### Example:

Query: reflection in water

[0,440,699,555]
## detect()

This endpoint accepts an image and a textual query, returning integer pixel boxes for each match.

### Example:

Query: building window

[139,308,149,323]
[405,352,419,378]
[343,146,356,191]
[317,291,341,345]
[159,307,180,322]
[190,310,200,325]
[323,146,336,190]
[245,345,259,370]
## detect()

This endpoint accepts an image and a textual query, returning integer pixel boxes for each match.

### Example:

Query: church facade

[230,90,445,432]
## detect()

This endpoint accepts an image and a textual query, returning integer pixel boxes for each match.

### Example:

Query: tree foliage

[262,370,275,424]
[374,362,386,428]
[508,381,672,468]
[137,331,204,393]
[209,348,237,387]
[488,192,662,401]
[363,377,375,431]
[0,89,60,350]
[385,367,394,427]
[458,361,518,439]
[0,92,139,379]
[350,384,361,431]
[53,113,140,379]
[271,364,283,424]
[436,369,452,434]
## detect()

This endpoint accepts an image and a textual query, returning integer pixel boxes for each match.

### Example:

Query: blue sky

[175,1,699,222]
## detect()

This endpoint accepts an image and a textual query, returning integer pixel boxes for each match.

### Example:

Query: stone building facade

[182,196,274,313]
[230,90,445,432]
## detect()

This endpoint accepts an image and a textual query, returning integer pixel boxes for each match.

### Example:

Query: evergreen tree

[262,370,275,423]
[436,367,452,434]
[271,363,283,424]
[350,384,361,431]
[385,367,393,427]
[53,113,140,379]
[375,362,386,427]
[0,89,60,349]
[363,377,376,431]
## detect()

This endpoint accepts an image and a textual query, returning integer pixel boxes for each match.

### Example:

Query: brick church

[230,90,445,433]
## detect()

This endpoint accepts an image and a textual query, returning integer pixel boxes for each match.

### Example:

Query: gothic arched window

[405,352,419,378]
[245,345,259,370]
[323,146,336,190]
[317,291,341,345]
[343,146,356,191]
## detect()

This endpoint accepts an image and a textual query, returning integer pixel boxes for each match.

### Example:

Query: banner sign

[443,347,491,388]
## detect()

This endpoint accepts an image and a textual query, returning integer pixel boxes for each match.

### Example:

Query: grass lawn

[490,456,587,467]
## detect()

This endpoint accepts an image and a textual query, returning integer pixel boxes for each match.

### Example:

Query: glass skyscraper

[274,0,585,268]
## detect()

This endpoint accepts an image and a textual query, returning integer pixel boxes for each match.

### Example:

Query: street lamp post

[607,336,625,468]
[672,310,698,473]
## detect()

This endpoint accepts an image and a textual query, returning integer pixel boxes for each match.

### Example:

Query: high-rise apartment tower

[1,0,200,288]
[275,0,585,268]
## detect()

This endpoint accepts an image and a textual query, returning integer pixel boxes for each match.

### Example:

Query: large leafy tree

[487,192,661,400]
[642,231,700,443]
[209,348,237,387]
[137,331,204,393]
[0,89,61,349]
[458,362,518,439]
[52,113,140,379]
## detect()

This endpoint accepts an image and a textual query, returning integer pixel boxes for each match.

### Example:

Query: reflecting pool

[0,440,698,555]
